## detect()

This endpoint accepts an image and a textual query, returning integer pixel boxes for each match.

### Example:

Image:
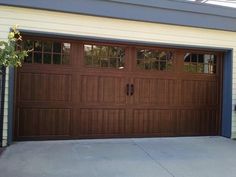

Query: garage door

[14,36,222,140]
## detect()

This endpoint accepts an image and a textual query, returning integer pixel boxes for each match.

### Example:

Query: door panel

[17,108,71,138]
[128,109,177,136]
[76,108,126,136]
[133,78,179,105]
[177,109,218,136]
[80,75,126,104]
[181,79,217,105]
[18,72,72,102]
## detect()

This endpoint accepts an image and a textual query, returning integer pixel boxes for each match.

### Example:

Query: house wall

[0,5,236,145]
[1,0,236,31]
[1,68,8,147]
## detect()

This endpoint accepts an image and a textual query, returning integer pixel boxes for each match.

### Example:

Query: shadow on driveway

[0,148,4,155]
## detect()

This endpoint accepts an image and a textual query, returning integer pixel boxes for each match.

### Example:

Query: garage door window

[184,53,216,74]
[84,44,125,69]
[137,49,173,71]
[23,40,71,64]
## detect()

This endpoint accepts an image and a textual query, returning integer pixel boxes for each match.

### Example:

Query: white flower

[0,44,5,50]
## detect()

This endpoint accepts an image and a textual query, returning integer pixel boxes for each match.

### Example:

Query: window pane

[43,41,52,52]
[204,54,211,64]
[160,61,167,70]
[101,59,109,67]
[184,53,216,74]
[198,54,204,63]
[189,64,197,72]
[62,43,71,55]
[53,54,61,64]
[213,55,217,64]
[137,49,173,71]
[24,40,33,50]
[204,64,210,73]
[144,62,152,70]
[206,54,216,64]
[34,41,42,52]
[159,51,167,60]
[23,39,70,65]
[43,53,51,64]
[137,50,145,60]
[34,52,42,63]
[53,42,61,53]
[84,44,125,69]
[197,63,204,73]
[85,55,93,65]
[110,58,117,68]
[191,54,198,63]
[184,53,191,62]
[24,52,32,63]
[184,63,190,72]
[153,61,159,70]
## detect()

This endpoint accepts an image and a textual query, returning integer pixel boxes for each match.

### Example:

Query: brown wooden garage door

[14,36,222,140]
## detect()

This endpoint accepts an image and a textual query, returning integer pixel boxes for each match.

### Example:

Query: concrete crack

[132,140,176,177]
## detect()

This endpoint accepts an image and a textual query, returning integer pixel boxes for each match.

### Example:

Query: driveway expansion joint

[132,140,175,177]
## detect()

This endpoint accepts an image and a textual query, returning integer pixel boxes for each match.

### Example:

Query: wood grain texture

[80,75,126,104]
[18,72,71,101]
[14,39,222,140]
[17,108,71,137]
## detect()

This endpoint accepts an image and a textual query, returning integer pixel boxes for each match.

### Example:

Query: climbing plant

[0,25,29,67]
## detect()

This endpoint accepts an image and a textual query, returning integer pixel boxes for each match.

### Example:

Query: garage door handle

[126,84,130,96]
[130,84,134,96]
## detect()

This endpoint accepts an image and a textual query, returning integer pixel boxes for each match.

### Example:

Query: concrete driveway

[0,137,236,177]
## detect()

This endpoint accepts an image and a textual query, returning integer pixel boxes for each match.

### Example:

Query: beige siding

[1,5,236,145]
[0,21,9,146]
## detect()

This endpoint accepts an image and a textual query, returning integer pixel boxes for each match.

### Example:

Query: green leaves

[0,25,29,67]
